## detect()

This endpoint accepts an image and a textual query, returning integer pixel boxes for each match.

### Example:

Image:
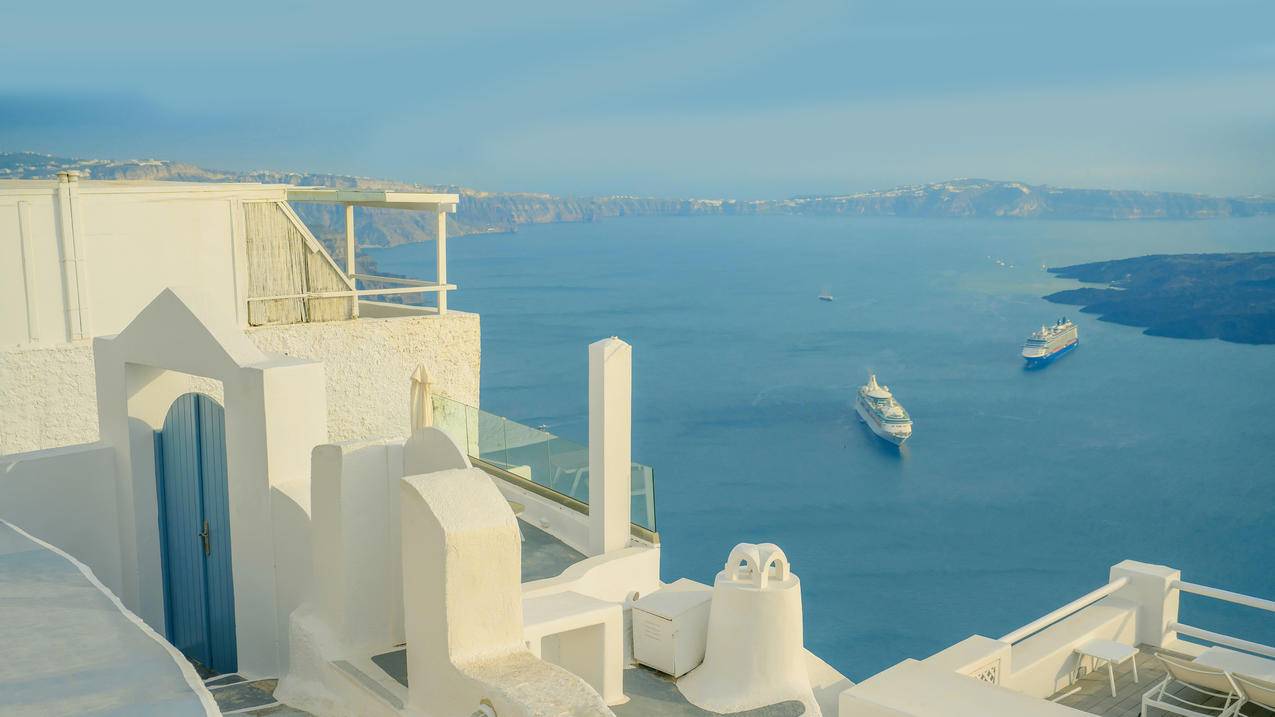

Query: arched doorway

[155,392,237,673]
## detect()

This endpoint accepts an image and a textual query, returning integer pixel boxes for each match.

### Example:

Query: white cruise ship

[855,374,913,446]
[1022,317,1079,368]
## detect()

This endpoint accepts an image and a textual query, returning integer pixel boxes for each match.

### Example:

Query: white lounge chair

[1142,654,1243,717]
[1233,672,1275,714]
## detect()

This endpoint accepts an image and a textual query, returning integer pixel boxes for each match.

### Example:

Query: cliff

[1044,253,1275,344]
[4,154,1273,249]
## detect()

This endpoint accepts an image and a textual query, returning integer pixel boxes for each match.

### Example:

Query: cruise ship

[855,374,913,446]
[3,177,1274,717]
[1022,318,1079,368]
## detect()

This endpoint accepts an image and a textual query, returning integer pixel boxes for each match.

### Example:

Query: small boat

[818,289,835,302]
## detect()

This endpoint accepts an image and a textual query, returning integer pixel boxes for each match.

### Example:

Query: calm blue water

[371,215,1275,680]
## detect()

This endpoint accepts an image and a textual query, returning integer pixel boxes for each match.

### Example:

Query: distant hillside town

[4,152,1274,252]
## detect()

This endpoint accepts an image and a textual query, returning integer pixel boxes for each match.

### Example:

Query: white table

[1194,646,1275,681]
[1075,639,1139,697]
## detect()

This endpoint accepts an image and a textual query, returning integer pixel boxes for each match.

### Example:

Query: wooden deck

[1050,646,1274,717]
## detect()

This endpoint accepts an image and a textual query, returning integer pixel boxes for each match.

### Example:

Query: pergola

[287,188,460,314]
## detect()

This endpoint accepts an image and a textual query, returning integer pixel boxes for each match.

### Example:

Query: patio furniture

[1075,639,1138,698]
[1193,646,1275,681]
[1233,672,1275,714]
[1141,654,1242,717]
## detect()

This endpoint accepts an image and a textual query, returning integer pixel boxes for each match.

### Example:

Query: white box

[631,578,712,677]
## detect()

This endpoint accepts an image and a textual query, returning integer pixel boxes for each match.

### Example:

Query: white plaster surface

[400,467,613,717]
[94,288,327,678]
[522,590,626,705]
[1110,560,1180,649]
[679,543,820,716]
[0,310,478,456]
[311,438,406,652]
[588,337,631,556]
[0,520,218,717]
[522,547,661,604]
[248,310,480,444]
[274,603,350,717]
[0,442,124,600]
[840,659,1090,717]
[0,181,269,348]
[0,342,100,455]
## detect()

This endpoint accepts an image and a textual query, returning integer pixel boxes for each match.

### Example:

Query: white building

[1,176,1272,717]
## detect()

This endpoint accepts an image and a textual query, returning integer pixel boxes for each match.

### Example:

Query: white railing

[1000,577,1130,644]
[1175,581,1275,613]
[1170,579,1275,658]
[247,276,456,304]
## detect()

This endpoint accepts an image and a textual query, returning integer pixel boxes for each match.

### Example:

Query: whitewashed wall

[0,443,122,595]
[0,183,264,348]
[248,310,480,444]
[0,311,479,455]
[0,343,98,454]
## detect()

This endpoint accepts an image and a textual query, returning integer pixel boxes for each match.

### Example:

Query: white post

[1110,560,1181,649]
[588,337,632,556]
[343,203,355,277]
[55,171,89,340]
[435,208,448,315]
[344,203,360,319]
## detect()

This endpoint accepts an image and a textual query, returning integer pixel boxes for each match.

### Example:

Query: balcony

[243,188,458,326]
[430,394,658,536]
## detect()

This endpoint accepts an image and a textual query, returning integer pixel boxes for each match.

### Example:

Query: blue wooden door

[156,393,237,673]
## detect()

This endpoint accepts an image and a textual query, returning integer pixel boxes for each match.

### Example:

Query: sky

[2,0,1273,198]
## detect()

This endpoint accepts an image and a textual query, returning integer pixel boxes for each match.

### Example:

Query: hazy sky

[3,0,1273,197]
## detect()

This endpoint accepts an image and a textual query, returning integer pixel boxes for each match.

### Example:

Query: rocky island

[1044,253,1275,344]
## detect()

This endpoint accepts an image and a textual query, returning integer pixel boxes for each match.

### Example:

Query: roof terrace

[841,561,1275,717]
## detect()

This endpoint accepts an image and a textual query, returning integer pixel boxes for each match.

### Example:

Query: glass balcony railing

[431,394,657,533]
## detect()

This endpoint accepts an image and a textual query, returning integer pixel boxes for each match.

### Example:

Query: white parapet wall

[0,442,123,596]
[248,308,480,445]
[310,438,409,653]
[918,596,1137,700]
[0,308,480,456]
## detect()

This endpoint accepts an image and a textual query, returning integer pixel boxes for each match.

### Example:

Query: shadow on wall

[271,482,314,675]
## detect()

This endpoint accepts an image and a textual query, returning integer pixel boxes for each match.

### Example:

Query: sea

[369,214,1275,680]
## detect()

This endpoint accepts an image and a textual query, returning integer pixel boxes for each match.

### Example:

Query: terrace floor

[1050,645,1274,717]
[198,673,310,716]
[364,656,808,717]
[612,665,806,716]
[520,515,586,582]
